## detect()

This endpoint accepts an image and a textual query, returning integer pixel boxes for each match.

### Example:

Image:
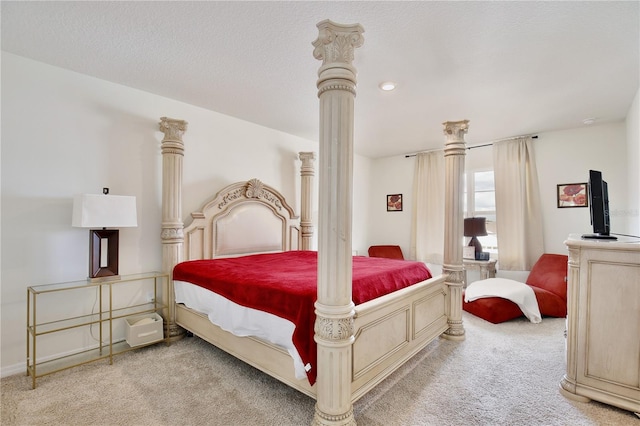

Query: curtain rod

[404,135,538,158]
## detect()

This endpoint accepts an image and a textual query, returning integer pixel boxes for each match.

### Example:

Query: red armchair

[463,254,568,324]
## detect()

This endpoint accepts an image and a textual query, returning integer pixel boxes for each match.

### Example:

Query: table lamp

[464,217,487,260]
[72,188,137,281]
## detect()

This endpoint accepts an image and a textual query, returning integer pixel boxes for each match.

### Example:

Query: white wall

[0,53,370,375]
[365,154,415,258]
[365,121,633,259]
[535,122,629,252]
[352,155,373,255]
[627,88,640,235]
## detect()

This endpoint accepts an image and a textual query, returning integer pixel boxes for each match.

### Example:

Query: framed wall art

[557,183,588,208]
[387,194,403,211]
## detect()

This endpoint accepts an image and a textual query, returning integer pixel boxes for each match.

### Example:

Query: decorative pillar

[312,20,364,426]
[442,120,468,340]
[158,117,188,339]
[299,152,316,250]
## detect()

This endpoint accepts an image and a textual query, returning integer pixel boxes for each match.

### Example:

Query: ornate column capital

[313,20,364,95]
[159,117,188,155]
[159,117,188,140]
[299,152,316,176]
[443,120,469,141]
[442,120,469,157]
[312,20,364,68]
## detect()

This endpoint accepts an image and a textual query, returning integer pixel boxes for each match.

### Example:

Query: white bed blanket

[464,278,542,323]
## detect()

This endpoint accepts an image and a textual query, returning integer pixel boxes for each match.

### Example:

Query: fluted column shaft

[442,120,468,340]
[159,117,188,338]
[311,20,364,426]
[299,152,316,250]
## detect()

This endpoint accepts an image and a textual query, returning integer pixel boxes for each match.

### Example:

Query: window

[464,170,497,254]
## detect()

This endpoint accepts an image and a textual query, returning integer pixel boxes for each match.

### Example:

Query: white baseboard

[3,339,127,379]
[2,362,25,378]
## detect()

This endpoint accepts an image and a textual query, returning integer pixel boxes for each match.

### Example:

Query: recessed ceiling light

[583,117,596,125]
[379,81,396,91]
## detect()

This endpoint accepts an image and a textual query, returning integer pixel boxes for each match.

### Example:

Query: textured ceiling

[2,1,638,158]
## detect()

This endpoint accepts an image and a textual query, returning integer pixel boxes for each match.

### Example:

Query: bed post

[158,117,188,339]
[312,20,364,426]
[298,152,316,250]
[442,120,468,340]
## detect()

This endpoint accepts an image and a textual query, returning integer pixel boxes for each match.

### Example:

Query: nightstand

[26,272,168,389]
[463,258,497,287]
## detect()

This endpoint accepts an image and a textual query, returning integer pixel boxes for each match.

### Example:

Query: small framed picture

[387,194,403,211]
[557,183,588,208]
[463,246,476,260]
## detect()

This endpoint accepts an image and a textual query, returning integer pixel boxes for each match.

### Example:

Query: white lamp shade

[72,194,138,228]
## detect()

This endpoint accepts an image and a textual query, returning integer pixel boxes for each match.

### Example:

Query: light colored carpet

[2,312,637,425]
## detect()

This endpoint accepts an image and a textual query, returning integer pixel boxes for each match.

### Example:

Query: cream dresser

[561,235,640,414]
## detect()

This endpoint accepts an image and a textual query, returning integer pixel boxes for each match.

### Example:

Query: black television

[582,170,617,240]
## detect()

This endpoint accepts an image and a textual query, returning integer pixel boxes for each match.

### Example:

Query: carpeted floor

[2,312,637,425]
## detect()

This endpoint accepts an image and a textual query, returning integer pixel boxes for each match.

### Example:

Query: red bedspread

[173,250,431,385]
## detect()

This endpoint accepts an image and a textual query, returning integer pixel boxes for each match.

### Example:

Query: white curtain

[411,151,445,264]
[493,137,544,270]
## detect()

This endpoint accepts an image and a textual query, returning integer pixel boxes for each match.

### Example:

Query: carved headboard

[183,178,300,260]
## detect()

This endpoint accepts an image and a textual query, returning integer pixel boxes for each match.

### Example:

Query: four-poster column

[157,21,466,424]
[299,152,316,250]
[312,20,364,426]
[442,120,468,340]
[158,117,188,339]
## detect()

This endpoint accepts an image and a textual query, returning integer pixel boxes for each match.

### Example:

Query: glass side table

[26,272,169,389]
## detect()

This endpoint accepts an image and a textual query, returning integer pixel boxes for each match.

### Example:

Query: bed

[157,20,468,425]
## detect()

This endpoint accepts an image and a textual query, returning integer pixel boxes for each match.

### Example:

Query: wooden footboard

[175,274,448,403]
[351,274,448,400]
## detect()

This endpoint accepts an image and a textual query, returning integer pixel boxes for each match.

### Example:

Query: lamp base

[468,236,485,260]
[89,229,120,281]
